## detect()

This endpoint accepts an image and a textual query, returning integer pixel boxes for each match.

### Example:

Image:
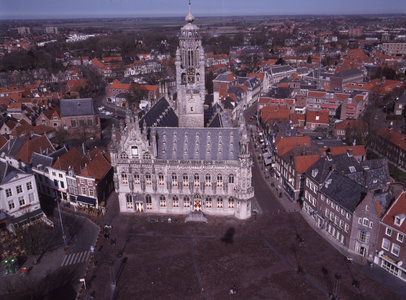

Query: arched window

[160,195,166,207]
[172,174,178,186]
[173,196,179,207]
[122,173,128,184]
[183,174,189,186]
[145,195,152,210]
[131,146,138,157]
[228,197,234,208]
[195,48,199,66]
[143,152,151,159]
[205,174,211,186]
[206,197,212,208]
[158,173,164,185]
[181,48,186,67]
[184,196,190,207]
[126,194,133,209]
[217,174,223,187]
[229,174,234,184]
[145,173,152,185]
[217,197,223,208]
[194,174,200,186]
[188,48,194,67]
[134,173,140,184]
[181,73,186,84]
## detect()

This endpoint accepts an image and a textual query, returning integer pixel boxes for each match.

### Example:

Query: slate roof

[269,65,294,74]
[320,170,368,212]
[30,152,53,169]
[345,159,390,190]
[331,68,363,78]
[60,98,98,117]
[305,153,362,184]
[156,127,239,161]
[0,136,30,158]
[374,191,393,217]
[266,87,294,99]
[0,160,21,184]
[48,146,68,163]
[208,113,222,128]
[139,97,178,128]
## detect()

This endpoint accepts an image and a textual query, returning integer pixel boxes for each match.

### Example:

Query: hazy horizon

[1,0,405,21]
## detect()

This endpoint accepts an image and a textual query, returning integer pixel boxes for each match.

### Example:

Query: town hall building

[109,4,254,220]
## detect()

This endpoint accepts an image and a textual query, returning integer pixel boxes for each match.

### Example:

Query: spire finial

[185,0,195,23]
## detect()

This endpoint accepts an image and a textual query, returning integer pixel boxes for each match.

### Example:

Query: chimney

[363,167,370,187]
[327,151,332,161]
[30,129,34,137]
[382,76,386,83]
[331,164,336,171]
[347,148,353,157]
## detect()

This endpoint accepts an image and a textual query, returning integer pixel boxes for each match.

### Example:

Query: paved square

[81,208,403,300]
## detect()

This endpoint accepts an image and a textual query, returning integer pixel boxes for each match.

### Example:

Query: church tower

[175,2,206,128]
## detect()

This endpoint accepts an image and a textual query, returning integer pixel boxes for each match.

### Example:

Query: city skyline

[1,0,405,20]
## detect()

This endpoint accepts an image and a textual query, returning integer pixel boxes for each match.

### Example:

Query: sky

[1,0,405,20]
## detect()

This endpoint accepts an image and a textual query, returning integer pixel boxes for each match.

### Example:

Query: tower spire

[185,0,195,23]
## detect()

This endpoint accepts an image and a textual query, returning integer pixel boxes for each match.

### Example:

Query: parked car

[105,111,113,116]
[249,117,254,122]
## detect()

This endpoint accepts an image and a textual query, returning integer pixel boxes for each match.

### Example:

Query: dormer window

[394,214,406,226]
[131,146,138,157]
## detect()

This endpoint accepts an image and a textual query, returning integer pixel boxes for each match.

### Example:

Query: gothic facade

[110,4,254,220]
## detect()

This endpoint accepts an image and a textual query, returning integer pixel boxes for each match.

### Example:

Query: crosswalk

[61,251,91,267]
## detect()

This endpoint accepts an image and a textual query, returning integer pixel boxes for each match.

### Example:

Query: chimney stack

[347,148,353,157]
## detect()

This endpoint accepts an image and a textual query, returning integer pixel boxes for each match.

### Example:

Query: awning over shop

[329,105,336,109]
[321,104,328,108]
[347,105,355,109]
[12,208,44,224]
[264,156,273,166]
[330,100,336,103]
[77,196,96,206]
[347,110,355,114]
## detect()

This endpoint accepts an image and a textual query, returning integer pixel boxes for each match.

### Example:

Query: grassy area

[389,164,406,183]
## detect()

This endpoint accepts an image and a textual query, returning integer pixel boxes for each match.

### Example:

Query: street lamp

[55,197,68,250]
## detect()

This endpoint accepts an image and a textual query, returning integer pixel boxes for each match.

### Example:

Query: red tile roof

[275,136,311,156]
[53,147,88,174]
[295,154,321,174]
[80,152,111,181]
[327,145,366,156]
[15,135,55,163]
[381,191,406,234]
[377,127,406,151]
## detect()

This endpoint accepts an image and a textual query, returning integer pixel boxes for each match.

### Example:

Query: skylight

[349,166,356,173]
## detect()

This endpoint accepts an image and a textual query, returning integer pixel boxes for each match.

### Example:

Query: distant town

[0,11,406,300]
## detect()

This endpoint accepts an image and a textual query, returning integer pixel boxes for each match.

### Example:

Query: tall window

[122,173,128,184]
[26,182,33,190]
[146,195,152,209]
[228,197,234,208]
[89,189,94,197]
[194,174,200,186]
[159,174,164,185]
[28,193,34,203]
[82,187,86,195]
[217,175,223,187]
[146,174,152,185]
[382,238,390,251]
[184,196,190,207]
[188,48,194,67]
[359,230,370,243]
[172,174,178,186]
[88,118,93,126]
[126,194,133,209]
[183,175,189,186]
[217,197,223,208]
[79,119,85,127]
[160,195,166,207]
[173,196,179,207]
[205,174,211,187]
[134,174,140,184]
[392,244,400,256]
[229,174,234,184]
[71,119,77,127]
[8,200,15,210]
[206,197,212,208]
[18,196,25,206]
[6,188,12,197]
[16,185,23,194]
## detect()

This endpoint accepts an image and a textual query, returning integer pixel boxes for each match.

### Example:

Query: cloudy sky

[1,0,405,20]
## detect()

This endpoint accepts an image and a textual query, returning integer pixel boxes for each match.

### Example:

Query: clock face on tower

[187,68,195,75]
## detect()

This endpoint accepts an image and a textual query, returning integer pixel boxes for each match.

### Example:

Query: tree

[306,55,312,64]
[14,220,54,265]
[126,83,148,109]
